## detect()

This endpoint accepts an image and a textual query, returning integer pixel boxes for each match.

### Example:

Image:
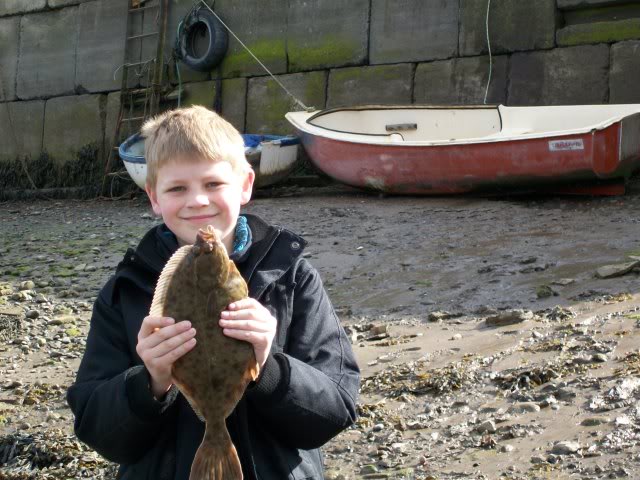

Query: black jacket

[67,214,360,480]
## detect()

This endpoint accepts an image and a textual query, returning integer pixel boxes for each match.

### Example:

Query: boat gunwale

[286,104,640,147]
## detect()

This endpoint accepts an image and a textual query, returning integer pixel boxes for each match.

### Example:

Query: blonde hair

[141,106,249,188]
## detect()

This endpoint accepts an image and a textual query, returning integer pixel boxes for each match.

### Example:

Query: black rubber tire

[180,9,228,72]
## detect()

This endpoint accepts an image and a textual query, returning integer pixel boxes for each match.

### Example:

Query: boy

[67,106,360,479]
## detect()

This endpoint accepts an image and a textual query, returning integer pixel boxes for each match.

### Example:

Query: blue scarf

[232,215,251,255]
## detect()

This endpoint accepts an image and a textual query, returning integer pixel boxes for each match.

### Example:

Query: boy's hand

[219,298,277,369]
[136,316,197,399]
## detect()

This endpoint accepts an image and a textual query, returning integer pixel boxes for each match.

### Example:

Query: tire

[179,9,228,72]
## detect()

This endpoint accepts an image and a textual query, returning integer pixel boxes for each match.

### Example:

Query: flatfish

[149,225,259,480]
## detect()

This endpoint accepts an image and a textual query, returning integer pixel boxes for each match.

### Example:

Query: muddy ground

[1,181,640,479]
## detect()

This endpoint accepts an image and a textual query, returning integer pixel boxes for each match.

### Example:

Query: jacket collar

[240,214,307,298]
[130,214,307,298]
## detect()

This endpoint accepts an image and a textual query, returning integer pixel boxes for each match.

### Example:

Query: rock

[325,472,347,480]
[551,278,575,286]
[360,465,378,475]
[19,281,35,291]
[615,415,632,426]
[10,292,30,302]
[476,420,497,433]
[539,396,557,408]
[519,256,537,264]
[536,285,557,298]
[552,441,581,455]
[591,353,608,363]
[390,442,406,453]
[501,444,515,453]
[530,455,547,464]
[485,309,533,327]
[595,260,640,279]
[74,263,87,271]
[0,306,23,316]
[47,315,74,325]
[508,402,541,414]
[555,388,577,401]
[581,416,609,426]
[450,333,462,340]
[428,311,458,322]
[25,310,39,319]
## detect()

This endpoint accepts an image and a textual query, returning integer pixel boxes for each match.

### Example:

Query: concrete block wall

[1,0,640,193]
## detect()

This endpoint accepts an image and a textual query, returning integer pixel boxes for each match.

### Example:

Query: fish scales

[150,225,259,480]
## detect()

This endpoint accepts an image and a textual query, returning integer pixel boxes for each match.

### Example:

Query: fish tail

[189,427,243,480]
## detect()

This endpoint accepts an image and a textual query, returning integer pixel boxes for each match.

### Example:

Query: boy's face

[146,157,254,251]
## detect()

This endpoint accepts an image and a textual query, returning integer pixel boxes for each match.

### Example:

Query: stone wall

[1,0,640,193]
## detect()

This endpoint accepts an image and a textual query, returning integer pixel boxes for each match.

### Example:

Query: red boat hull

[294,115,640,196]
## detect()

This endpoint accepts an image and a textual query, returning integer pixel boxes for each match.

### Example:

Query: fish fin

[174,379,207,423]
[190,427,243,480]
[149,245,192,317]
[248,361,260,382]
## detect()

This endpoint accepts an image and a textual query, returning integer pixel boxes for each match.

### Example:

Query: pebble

[35,294,48,303]
[591,353,608,363]
[581,416,609,426]
[552,441,581,455]
[25,310,39,319]
[500,444,514,453]
[476,420,497,434]
[485,309,533,327]
[508,402,541,414]
[450,334,462,341]
[19,281,35,291]
[359,464,378,475]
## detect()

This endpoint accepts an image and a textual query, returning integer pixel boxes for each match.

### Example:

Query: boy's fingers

[220,308,261,321]
[227,298,258,311]
[148,327,196,358]
[139,320,191,350]
[155,337,197,365]
[222,328,259,342]
[219,319,270,332]
[139,316,175,338]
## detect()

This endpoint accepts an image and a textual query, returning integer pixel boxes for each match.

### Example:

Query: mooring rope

[483,0,493,105]
[195,0,311,111]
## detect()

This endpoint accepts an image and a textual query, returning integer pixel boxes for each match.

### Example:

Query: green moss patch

[0,143,102,196]
[557,19,640,46]
[289,37,363,71]
[221,39,285,77]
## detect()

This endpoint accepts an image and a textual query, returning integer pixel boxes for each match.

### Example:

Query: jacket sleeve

[66,278,179,464]
[245,260,360,449]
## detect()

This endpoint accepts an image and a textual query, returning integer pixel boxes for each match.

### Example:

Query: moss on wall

[221,39,286,78]
[0,142,102,192]
[288,37,364,71]
[557,18,640,46]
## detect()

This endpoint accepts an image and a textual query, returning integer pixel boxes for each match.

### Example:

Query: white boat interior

[286,104,640,146]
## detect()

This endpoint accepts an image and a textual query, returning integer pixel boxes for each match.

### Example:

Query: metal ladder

[101,0,170,195]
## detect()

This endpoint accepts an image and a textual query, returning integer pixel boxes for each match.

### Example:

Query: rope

[483,0,493,105]
[193,0,310,111]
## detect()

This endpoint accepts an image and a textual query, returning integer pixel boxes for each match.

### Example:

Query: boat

[285,104,640,195]
[119,133,300,190]
[242,134,300,188]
